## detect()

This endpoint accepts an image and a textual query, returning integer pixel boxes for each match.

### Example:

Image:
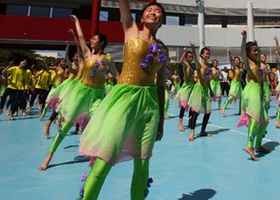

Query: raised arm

[69,29,83,60]
[276,50,280,70]
[179,47,187,64]
[274,36,280,53]
[118,0,138,42]
[65,41,72,68]
[241,30,249,72]
[189,41,201,71]
[70,15,91,61]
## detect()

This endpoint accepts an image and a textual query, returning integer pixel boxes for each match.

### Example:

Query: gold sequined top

[54,67,64,85]
[183,65,194,83]
[211,68,221,81]
[248,63,261,84]
[81,55,109,88]
[118,38,166,86]
[232,67,242,81]
[198,67,212,87]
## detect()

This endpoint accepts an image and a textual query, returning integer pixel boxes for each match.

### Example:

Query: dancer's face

[248,45,258,62]
[59,59,66,67]
[233,58,240,67]
[201,50,210,61]
[90,35,103,49]
[141,5,163,29]
[186,53,193,63]
[259,54,266,62]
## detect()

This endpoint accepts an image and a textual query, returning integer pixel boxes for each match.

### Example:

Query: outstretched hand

[70,15,78,22]
[241,30,246,35]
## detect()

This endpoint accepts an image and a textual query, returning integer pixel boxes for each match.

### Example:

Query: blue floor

[1,96,280,200]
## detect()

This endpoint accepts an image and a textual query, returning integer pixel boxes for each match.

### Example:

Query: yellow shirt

[6,66,24,90]
[23,69,32,90]
[48,69,57,85]
[35,70,50,90]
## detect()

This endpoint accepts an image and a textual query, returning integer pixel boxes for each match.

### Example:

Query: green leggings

[83,158,149,200]
[222,95,241,112]
[247,117,267,148]
[50,122,72,153]
[277,107,280,121]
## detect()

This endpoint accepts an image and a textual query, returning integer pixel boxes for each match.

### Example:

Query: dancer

[0,59,27,120]
[78,1,167,199]
[0,61,14,115]
[39,15,119,170]
[221,51,243,115]
[171,69,181,98]
[28,64,50,114]
[188,42,212,141]
[274,36,280,128]
[27,58,67,116]
[42,30,84,136]
[210,59,222,109]
[237,30,269,161]
[177,47,194,131]
[259,53,271,114]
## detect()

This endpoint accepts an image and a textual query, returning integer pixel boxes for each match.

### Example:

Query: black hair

[245,41,257,55]
[96,34,108,49]
[200,47,210,58]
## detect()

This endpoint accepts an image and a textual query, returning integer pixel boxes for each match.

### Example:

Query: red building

[0,0,156,50]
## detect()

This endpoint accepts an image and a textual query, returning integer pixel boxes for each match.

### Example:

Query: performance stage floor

[1,96,280,200]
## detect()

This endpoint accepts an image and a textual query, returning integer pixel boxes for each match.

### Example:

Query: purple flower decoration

[149,44,157,53]
[92,68,97,73]
[106,65,109,71]
[156,44,163,52]
[100,60,106,65]
[79,186,84,195]
[203,68,212,80]
[140,59,149,68]
[144,177,153,197]
[94,62,100,67]
[89,74,94,79]
[140,43,166,68]
[146,53,154,62]
[81,172,87,182]
[144,188,149,197]
[99,68,105,73]
[158,53,166,63]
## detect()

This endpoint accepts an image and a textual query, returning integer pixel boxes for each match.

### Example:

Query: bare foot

[39,152,53,171]
[199,130,212,137]
[188,130,194,141]
[221,108,226,115]
[244,146,259,161]
[56,118,61,128]
[44,123,50,138]
[276,120,280,128]
[164,116,170,120]
[255,146,271,153]
[75,130,83,134]
[178,123,185,132]
[39,114,45,120]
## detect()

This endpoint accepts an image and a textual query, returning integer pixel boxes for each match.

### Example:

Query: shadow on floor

[256,141,280,158]
[48,155,89,169]
[178,188,217,200]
